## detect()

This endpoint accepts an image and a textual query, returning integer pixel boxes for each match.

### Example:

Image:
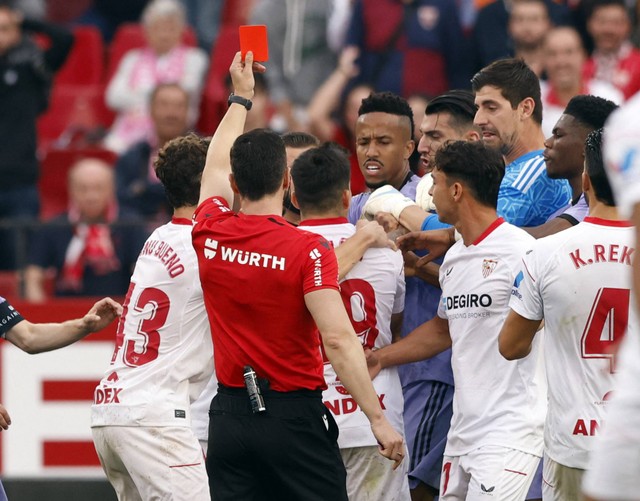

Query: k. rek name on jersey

[569,244,634,270]
[203,238,286,270]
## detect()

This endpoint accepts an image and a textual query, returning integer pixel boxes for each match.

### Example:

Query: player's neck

[589,202,622,221]
[240,192,285,217]
[300,209,346,222]
[503,126,545,165]
[173,206,195,220]
[456,205,501,246]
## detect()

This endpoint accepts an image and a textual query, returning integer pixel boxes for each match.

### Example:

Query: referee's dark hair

[358,91,415,140]
[231,128,287,201]
[290,143,351,214]
[155,133,209,209]
[584,128,615,207]
[434,140,505,209]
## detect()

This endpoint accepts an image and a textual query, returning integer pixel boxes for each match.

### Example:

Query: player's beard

[365,180,390,190]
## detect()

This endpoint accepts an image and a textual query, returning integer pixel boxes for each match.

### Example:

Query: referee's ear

[229,173,240,195]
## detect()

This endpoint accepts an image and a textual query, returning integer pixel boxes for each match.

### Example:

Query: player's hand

[370,418,405,470]
[362,185,417,221]
[338,46,360,78]
[374,212,399,233]
[0,403,11,431]
[82,297,123,333]
[397,228,454,264]
[364,348,382,380]
[415,175,436,212]
[355,220,397,251]
[229,51,265,100]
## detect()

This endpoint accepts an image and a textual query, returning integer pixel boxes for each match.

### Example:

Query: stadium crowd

[1,0,640,500]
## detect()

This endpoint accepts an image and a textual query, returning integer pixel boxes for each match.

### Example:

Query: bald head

[68,159,115,221]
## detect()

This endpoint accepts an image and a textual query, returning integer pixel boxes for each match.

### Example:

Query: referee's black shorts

[206,384,348,501]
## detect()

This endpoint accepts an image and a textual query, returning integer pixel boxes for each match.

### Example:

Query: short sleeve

[193,197,233,224]
[302,236,340,295]
[509,248,544,321]
[0,297,24,338]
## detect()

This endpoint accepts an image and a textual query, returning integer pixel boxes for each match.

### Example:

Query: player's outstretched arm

[5,297,122,354]
[397,227,455,265]
[305,288,405,469]
[198,51,264,206]
[335,220,396,280]
[498,309,541,360]
[367,315,451,379]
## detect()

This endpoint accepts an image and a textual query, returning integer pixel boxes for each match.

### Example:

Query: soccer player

[582,90,640,501]
[191,51,403,501]
[368,140,545,500]
[293,143,409,500]
[499,128,634,499]
[348,91,453,500]
[91,133,213,501]
[0,294,121,501]
[473,58,571,227]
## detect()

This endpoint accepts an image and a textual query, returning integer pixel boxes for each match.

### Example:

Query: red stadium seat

[0,271,21,301]
[106,22,198,82]
[38,148,117,221]
[55,26,105,87]
[37,84,115,151]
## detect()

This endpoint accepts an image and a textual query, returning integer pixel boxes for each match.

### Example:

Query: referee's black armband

[0,297,24,337]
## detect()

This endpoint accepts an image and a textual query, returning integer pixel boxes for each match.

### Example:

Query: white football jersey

[604,92,640,218]
[438,219,545,457]
[91,218,214,427]
[299,219,406,448]
[509,217,634,468]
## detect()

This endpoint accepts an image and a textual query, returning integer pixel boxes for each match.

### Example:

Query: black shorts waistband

[217,383,322,400]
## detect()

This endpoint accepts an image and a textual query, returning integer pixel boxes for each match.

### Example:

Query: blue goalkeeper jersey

[498,149,571,227]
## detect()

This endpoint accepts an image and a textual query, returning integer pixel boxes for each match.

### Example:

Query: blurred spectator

[116,83,190,221]
[345,0,472,98]
[583,0,640,99]
[24,158,148,302]
[508,0,552,76]
[179,0,224,51]
[104,0,207,153]
[14,0,43,19]
[0,2,73,270]
[251,0,337,132]
[307,46,373,195]
[540,26,623,137]
[473,0,570,69]
[408,92,430,175]
[75,0,150,43]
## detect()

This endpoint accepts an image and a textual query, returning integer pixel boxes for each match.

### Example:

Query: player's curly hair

[358,91,415,139]
[564,95,618,131]
[154,133,210,209]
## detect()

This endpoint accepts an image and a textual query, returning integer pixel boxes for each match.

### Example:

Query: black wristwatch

[228,93,253,110]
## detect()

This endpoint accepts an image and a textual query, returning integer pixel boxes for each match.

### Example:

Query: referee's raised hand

[229,51,265,101]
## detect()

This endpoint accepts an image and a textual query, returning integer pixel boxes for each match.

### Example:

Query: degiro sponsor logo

[203,238,286,270]
[443,294,493,310]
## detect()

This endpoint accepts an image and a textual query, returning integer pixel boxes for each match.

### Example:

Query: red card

[239,25,269,62]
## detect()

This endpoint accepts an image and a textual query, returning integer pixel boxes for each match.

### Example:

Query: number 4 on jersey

[581,287,630,373]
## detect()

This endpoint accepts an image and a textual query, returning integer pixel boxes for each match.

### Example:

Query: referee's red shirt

[192,197,340,392]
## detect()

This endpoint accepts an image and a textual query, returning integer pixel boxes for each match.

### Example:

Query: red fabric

[333,127,366,195]
[192,197,339,392]
[584,47,640,99]
[60,201,120,292]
